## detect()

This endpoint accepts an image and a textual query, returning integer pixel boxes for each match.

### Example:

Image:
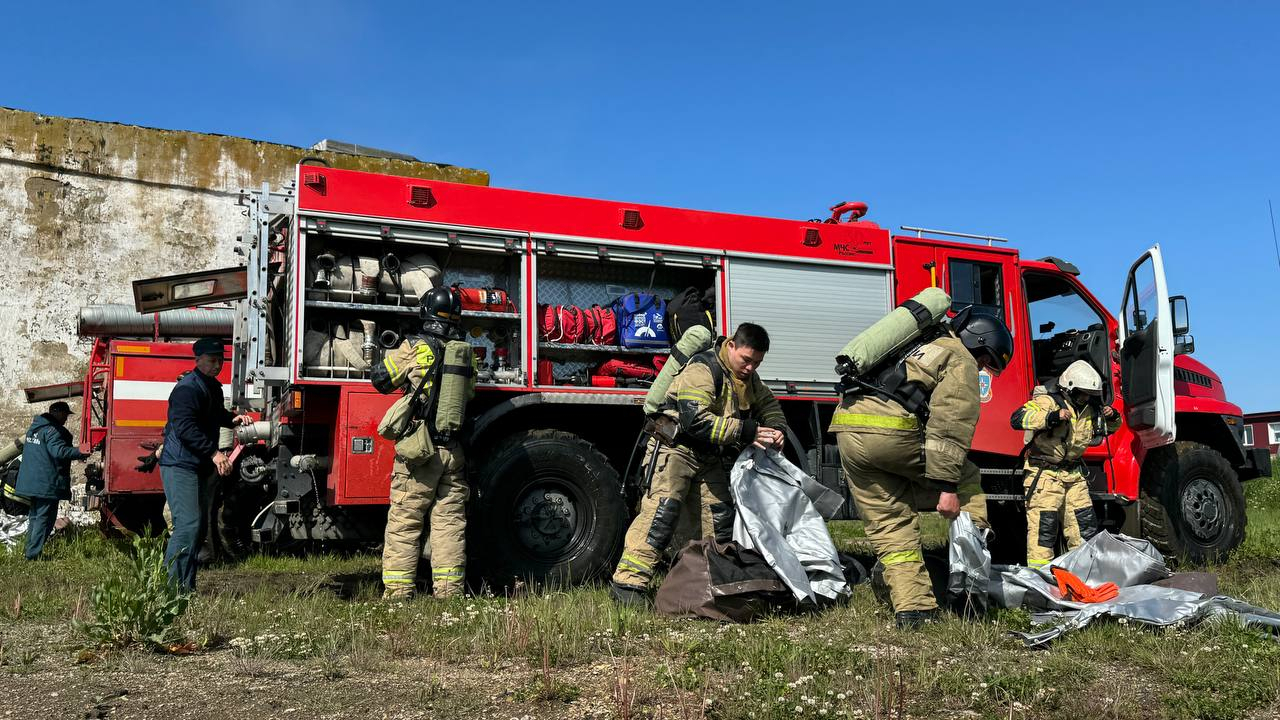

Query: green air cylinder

[835,287,952,376]
[0,438,21,467]
[644,325,716,415]
[433,340,476,434]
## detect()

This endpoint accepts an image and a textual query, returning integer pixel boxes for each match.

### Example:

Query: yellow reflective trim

[431,567,464,578]
[2,487,30,505]
[677,390,714,403]
[1028,559,1050,568]
[384,356,400,377]
[711,417,724,443]
[115,345,152,353]
[414,343,435,368]
[382,570,414,578]
[831,412,919,430]
[618,553,651,572]
[881,550,924,566]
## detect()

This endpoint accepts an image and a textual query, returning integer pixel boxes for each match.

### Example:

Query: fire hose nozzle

[314,253,337,289]
[360,321,378,363]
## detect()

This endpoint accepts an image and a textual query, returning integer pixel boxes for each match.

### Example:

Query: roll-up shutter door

[726,258,892,387]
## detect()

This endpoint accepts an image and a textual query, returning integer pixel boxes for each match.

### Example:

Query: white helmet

[1060,360,1103,395]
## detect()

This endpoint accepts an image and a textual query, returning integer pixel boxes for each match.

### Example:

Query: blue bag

[612,293,670,348]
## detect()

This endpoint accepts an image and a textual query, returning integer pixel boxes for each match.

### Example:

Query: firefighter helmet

[419,287,463,338]
[952,306,1014,375]
[1060,360,1103,396]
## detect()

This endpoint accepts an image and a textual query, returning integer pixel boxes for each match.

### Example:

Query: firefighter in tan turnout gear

[610,323,788,607]
[1011,360,1120,568]
[372,287,477,599]
[831,308,1014,628]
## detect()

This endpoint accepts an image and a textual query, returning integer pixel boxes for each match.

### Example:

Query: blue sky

[6,2,1279,411]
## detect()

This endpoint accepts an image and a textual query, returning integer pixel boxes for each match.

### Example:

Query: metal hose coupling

[379,329,402,349]
[360,320,378,363]
[235,420,275,445]
[288,454,330,473]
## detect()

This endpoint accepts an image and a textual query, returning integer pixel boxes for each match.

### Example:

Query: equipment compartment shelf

[305,300,519,320]
[539,342,669,355]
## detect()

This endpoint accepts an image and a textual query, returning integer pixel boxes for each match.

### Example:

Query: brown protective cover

[655,539,791,623]
[1152,572,1219,597]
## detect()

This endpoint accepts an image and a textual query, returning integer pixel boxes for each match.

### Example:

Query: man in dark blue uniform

[14,401,90,559]
[159,338,251,591]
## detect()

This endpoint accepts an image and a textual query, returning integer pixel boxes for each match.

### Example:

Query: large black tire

[1140,441,1246,565]
[475,430,626,589]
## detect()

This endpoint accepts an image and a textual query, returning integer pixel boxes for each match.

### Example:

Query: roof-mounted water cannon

[827,201,869,224]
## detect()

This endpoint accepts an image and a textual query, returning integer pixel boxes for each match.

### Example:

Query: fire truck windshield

[1024,271,1109,386]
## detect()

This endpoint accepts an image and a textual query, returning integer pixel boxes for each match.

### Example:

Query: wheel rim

[511,478,588,562]
[1180,477,1226,543]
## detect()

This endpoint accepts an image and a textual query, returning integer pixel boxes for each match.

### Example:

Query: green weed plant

[75,535,189,650]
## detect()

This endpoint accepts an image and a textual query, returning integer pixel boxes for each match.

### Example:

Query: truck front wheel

[475,430,626,589]
[1140,441,1246,564]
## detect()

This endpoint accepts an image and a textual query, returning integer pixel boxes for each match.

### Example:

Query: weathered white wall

[0,107,487,437]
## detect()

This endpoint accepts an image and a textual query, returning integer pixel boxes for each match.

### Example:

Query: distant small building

[1243,411,1280,456]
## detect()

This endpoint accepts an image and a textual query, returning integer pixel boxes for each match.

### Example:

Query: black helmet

[419,286,462,338]
[952,306,1014,374]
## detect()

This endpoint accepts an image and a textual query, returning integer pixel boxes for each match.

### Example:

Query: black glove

[135,452,159,473]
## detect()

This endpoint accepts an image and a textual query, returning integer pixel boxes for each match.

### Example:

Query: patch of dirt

[0,650,680,720]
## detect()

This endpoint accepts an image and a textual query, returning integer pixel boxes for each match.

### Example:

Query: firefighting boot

[609,582,651,609]
[382,586,416,601]
[894,609,941,630]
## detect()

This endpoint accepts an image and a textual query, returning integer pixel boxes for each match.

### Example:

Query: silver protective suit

[729,447,850,604]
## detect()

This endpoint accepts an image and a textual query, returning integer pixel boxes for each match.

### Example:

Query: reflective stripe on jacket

[665,341,787,450]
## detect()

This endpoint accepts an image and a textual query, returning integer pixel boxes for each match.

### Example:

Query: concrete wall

[0,107,487,437]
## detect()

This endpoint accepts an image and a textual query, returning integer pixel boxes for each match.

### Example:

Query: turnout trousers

[612,442,735,588]
[836,431,988,612]
[382,442,468,599]
[1023,465,1098,568]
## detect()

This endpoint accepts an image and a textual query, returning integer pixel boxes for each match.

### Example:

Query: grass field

[1,477,1278,720]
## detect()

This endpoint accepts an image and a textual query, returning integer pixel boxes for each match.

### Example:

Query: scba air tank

[433,340,476,433]
[643,325,716,416]
[835,287,951,377]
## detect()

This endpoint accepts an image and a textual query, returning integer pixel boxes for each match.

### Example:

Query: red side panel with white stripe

[105,340,231,494]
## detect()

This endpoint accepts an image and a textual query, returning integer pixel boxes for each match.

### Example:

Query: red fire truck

[93,163,1267,580]
[6,308,236,537]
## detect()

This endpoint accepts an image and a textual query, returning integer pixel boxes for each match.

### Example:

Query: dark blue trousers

[23,497,59,560]
[161,466,214,591]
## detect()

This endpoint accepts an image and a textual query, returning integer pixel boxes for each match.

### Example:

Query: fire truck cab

[118,164,1265,581]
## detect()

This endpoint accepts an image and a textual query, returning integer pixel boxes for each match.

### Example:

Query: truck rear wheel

[475,430,626,589]
[1140,441,1246,565]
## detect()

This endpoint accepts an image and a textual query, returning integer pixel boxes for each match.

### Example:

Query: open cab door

[1118,245,1176,447]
